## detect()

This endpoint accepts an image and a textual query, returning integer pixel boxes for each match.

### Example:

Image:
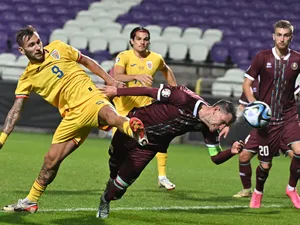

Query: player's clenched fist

[231,141,244,154]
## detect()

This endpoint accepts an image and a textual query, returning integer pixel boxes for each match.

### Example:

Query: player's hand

[134,75,153,86]
[231,140,244,154]
[99,85,117,99]
[219,126,230,139]
[110,80,125,88]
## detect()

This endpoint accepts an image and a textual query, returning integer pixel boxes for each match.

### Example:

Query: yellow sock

[156,152,168,177]
[26,180,47,202]
[122,120,134,138]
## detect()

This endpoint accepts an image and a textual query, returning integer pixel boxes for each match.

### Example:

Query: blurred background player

[112,27,178,190]
[0,25,147,213]
[233,79,299,198]
[242,20,300,208]
[96,84,243,218]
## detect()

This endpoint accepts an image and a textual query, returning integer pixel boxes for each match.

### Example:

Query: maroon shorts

[244,120,300,162]
[108,131,165,183]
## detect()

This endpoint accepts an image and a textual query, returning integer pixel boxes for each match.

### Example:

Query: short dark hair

[16,25,37,47]
[274,20,294,33]
[213,99,237,124]
[129,27,150,47]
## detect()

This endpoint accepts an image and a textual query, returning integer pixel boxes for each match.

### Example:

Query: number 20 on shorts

[51,66,64,78]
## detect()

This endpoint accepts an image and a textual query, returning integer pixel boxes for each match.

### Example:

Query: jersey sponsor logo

[130,63,137,67]
[146,61,153,70]
[96,100,104,105]
[161,88,171,98]
[50,49,60,60]
[266,62,272,68]
[291,62,298,70]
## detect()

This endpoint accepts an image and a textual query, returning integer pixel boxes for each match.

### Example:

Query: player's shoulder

[255,49,272,57]
[118,50,132,57]
[148,51,163,60]
[290,49,300,57]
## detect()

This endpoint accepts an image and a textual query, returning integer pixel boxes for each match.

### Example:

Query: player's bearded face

[273,28,293,50]
[131,31,150,52]
[20,32,44,62]
[208,110,232,132]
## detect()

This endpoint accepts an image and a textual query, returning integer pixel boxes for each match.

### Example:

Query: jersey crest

[50,49,60,60]
[291,62,298,70]
[146,61,153,70]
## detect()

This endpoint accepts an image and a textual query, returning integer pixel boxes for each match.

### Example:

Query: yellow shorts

[52,94,112,145]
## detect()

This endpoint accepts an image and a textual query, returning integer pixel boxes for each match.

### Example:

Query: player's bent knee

[259,161,272,170]
[239,150,253,162]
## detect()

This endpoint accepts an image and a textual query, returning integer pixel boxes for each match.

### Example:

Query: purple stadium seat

[237,59,251,71]
[257,28,272,41]
[199,6,218,16]
[208,16,226,27]
[2,11,18,22]
[228,17,246,28]
[170,14,188,24]
[139,2,160,11]
[210,44,229,63]
[230,47,250,64]
[35,5,52,14]
[150,12,168,23]
[240,9,260,19]
[15,4,32,13]
[162,4,180,13]
[244,38,264,51]
[182,5,199,14]
[236,27,254,39]
[261,10,278,20]
[221,8,239,17]
[21,13,37,23]
[222,38,244,48]
[252,1,269,10]
[176,0,194,4]
[217,26,235,37]
[248,19,269,29]
[189,14,206,27]
[195,0,213,6]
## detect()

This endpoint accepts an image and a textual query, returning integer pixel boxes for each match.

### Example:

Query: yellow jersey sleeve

[115,52,128,68]
[15,73,32,98]
[157,54,165,71]
[57,40,81,62]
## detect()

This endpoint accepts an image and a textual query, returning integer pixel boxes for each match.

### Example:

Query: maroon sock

[255,165,269,192]
[104,178,127,201]
[239,161,252,189]
[288,153,300,187]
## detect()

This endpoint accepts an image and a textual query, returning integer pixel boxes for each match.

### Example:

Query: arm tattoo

[3,98,25,134]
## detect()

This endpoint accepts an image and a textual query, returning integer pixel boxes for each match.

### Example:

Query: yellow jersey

[113,49,165,116]
[15,40,100,116]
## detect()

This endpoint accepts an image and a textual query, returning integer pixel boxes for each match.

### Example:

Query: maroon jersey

[245,48,300,124]
[118,84,219,147]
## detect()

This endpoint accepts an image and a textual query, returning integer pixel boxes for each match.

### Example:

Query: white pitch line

[38,204,285,212]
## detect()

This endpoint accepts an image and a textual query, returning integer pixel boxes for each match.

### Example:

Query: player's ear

[272,33,275,41]
[18,47,25,55]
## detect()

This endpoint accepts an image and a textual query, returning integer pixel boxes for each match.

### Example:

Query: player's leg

[98,104,148,146]
[3,108,92,213]
[250,127,279,208]
[97,146,157,218]
[233,150,255,197]
[283,121,300,208]
[156,152,175,190]
[233,131,257,198]
[3,140,79,213]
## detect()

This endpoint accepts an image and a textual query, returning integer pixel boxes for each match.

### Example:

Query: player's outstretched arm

[210,141,244,165]
[0,98,26,149]
[100,86,159,100]
[161,63,177,86]
[78,54,123,87]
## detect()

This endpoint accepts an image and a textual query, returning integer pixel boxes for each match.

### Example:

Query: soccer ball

[243,101,272,129]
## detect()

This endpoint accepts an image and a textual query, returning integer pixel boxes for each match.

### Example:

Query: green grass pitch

[0,132,300,225]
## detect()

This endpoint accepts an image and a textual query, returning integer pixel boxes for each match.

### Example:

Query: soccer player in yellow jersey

[0,25,148,213]
[113,27,177,190]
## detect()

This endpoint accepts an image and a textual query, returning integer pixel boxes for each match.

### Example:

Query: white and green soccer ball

[243,101,272,129]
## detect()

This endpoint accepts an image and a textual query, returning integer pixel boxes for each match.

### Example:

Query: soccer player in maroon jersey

[242,20,300,208]
[233,80,300,198]
[95,84,244,218]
